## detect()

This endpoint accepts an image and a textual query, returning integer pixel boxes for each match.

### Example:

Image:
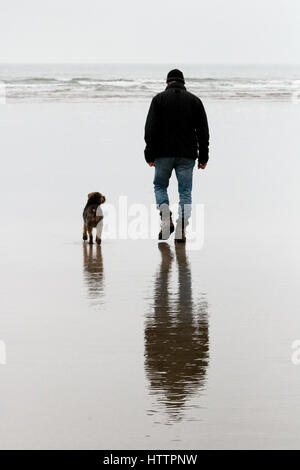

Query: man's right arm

[194,97,209,166]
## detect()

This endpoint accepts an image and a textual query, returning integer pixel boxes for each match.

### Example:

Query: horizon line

[0,62,299,66]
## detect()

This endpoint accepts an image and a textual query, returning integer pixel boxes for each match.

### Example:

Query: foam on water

[0,63,299,102]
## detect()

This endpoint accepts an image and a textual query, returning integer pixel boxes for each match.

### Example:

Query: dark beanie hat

[166,69,185,84]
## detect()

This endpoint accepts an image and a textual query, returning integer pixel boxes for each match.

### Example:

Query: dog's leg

[96,219,103,245]
[83,222,88,241]
[88,227,93,244]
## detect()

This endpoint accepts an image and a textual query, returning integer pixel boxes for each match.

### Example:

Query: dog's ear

[100,194,106,204]
[88,192,95,199]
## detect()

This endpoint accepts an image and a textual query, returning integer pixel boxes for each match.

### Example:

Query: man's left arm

[144,95,160,165]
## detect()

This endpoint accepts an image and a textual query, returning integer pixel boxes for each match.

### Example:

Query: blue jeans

[153,157,195,219]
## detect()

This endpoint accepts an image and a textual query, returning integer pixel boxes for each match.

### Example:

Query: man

[144,69,209,243]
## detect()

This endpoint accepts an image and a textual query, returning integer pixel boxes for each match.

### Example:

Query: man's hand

[148,162,155,167]
[198,162,207,169]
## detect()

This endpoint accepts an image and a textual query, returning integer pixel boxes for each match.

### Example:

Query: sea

[0,63,299,102]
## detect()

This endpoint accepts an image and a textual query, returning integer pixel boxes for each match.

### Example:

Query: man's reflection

[144,243,209,421]
[83,243,104,307]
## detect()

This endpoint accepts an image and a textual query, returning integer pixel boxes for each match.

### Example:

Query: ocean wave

[2,75,300,102]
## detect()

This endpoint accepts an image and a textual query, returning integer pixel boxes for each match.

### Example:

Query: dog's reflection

[83,243,104,307]
[145,243,209,421]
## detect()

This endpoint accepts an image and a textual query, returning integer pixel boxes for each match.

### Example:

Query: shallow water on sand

[0,101,300,449]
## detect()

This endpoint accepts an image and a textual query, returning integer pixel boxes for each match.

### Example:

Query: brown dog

[82,192,105,244]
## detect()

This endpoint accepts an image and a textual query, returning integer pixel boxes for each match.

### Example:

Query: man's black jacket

[144,82,209,164]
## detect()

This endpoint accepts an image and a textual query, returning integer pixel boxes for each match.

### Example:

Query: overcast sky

[0,0,299,63]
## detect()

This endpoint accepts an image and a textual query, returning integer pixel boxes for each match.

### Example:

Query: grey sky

[0,0,299,63]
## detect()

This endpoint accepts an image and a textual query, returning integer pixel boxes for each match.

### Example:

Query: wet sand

[0,101,300,449]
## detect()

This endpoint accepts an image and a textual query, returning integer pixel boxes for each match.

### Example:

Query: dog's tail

[90,207,103,224]
[95,215,103,225]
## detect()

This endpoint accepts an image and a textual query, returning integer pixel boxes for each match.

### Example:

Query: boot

[158,209,174,240]
[174,218,188,243]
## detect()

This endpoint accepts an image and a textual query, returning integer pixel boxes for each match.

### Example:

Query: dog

[82,192,106,244]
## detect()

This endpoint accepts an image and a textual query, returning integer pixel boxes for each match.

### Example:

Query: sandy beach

[0,99,300,449]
